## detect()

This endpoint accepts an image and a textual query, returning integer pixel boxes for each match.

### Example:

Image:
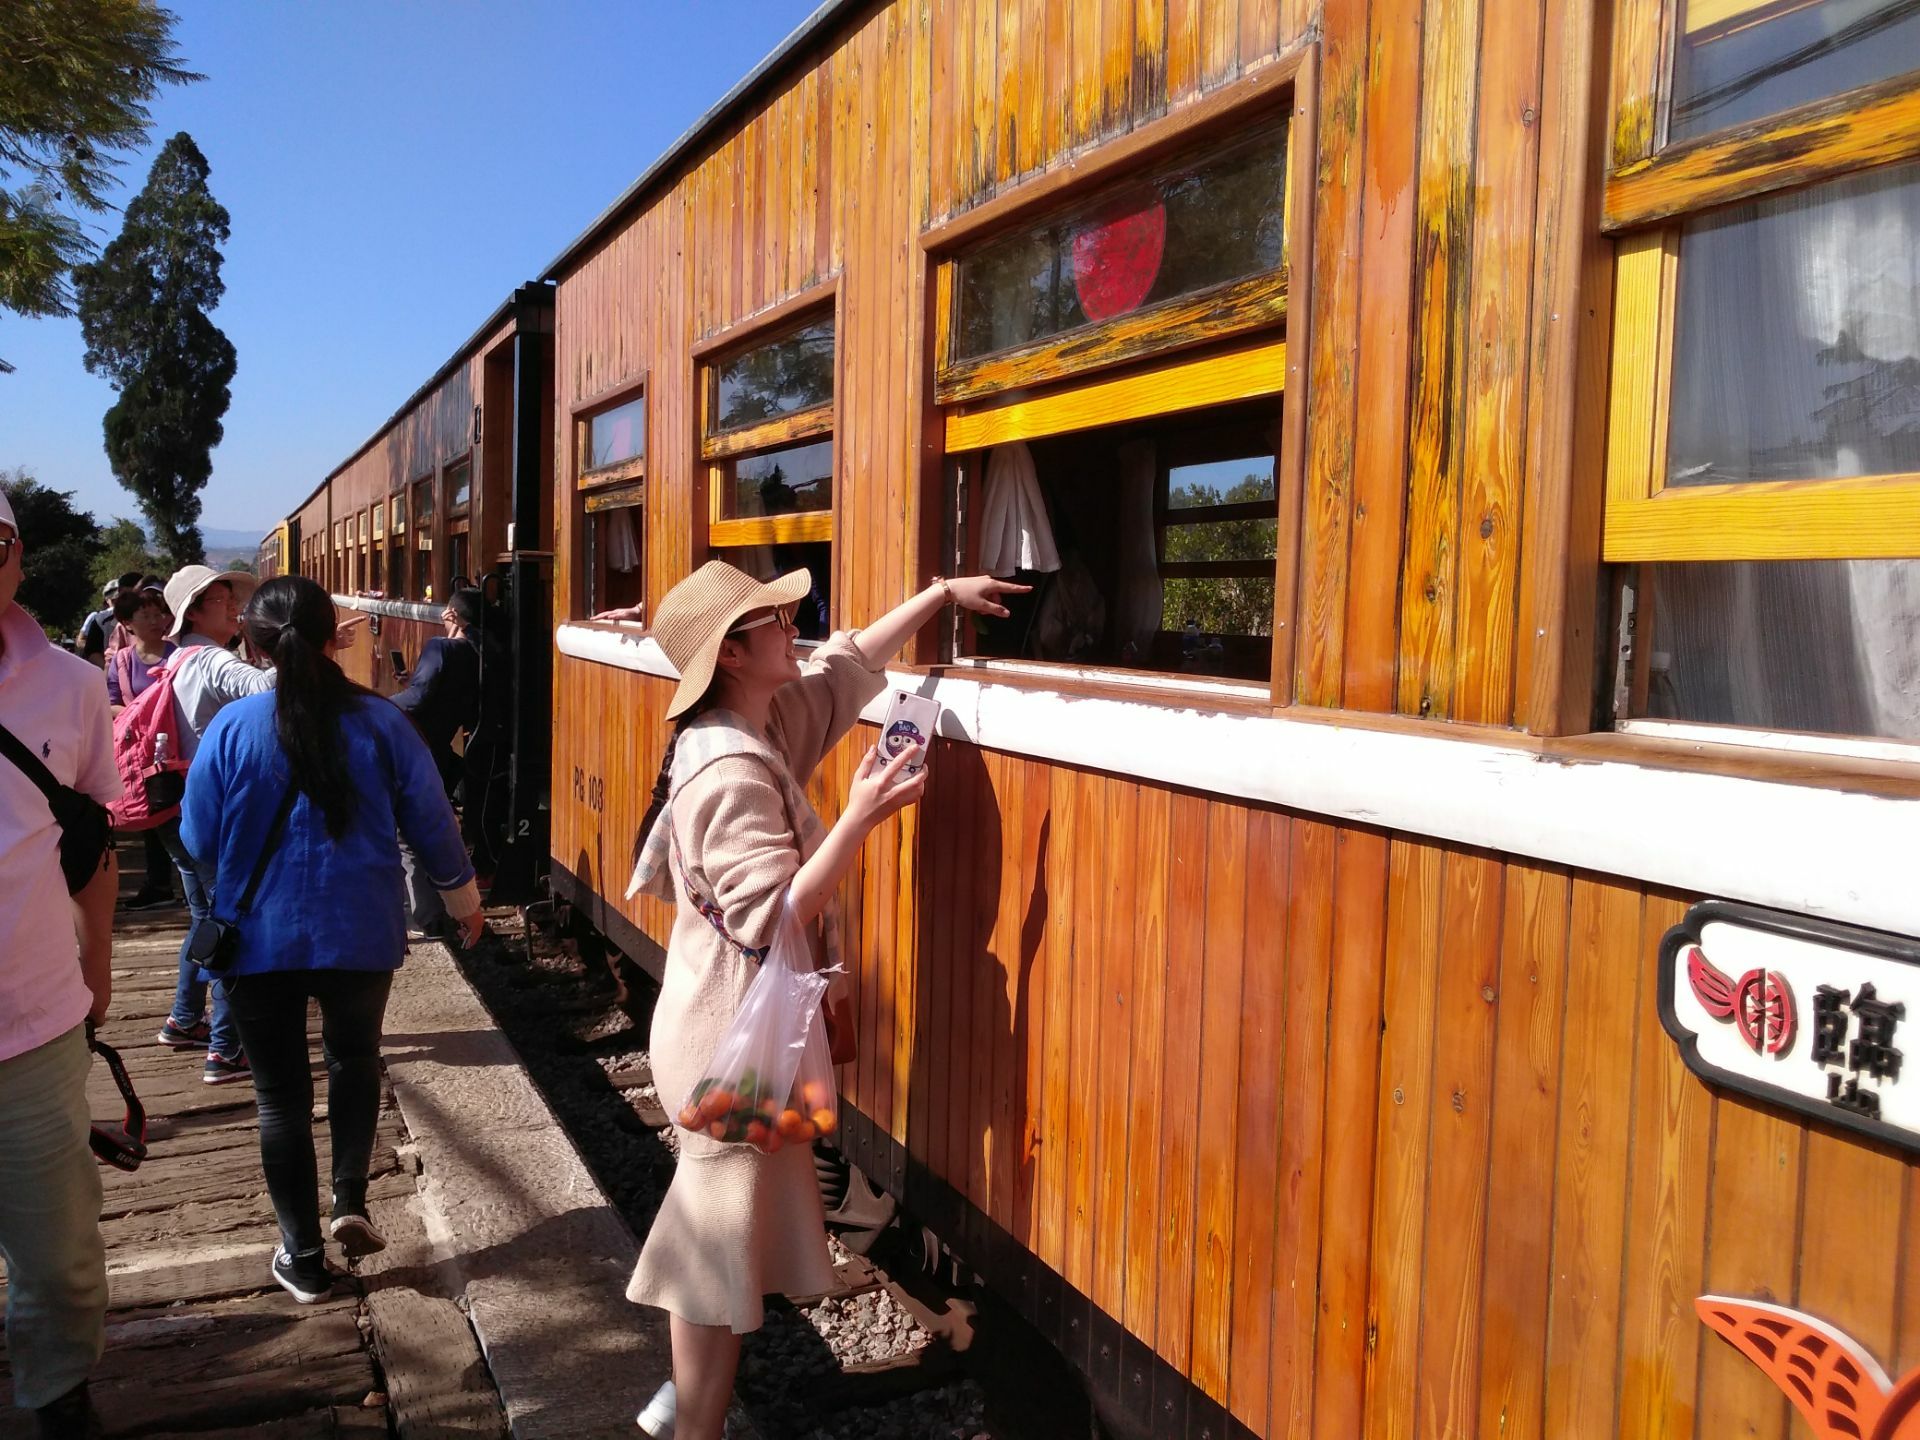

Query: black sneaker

[271,1246,333,1304]
[203,1051,251,1085]
[157,1017,211,1048]
[329,1209,387,1257]
[123,887,178,911]
[34,1379,103,1439]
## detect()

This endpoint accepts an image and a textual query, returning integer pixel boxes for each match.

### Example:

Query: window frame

[410,472,436,600]
[575,372,649,491]
[924,63,1299,409]
[923,51,1316,705]
[693,281,840,556]
[1602,3,1920,561]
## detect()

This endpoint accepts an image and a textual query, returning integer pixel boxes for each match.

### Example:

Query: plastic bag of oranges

[675,904,840,1154]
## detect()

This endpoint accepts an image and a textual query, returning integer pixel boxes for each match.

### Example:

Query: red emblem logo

[1071,201,1167,321]
[1687,945,1798,1057]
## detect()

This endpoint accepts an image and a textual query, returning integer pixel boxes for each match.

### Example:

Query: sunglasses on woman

[727,603,796,638]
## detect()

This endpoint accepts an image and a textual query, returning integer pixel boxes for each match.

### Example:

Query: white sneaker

[635,1380,676,1437]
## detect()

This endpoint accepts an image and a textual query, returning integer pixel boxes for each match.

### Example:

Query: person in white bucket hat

[152,564,273,1086]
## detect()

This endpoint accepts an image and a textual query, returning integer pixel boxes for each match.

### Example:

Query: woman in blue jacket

[181,576,484,1304]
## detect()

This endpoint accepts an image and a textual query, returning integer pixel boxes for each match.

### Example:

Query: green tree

[1161,469,1277,638]
[73,130,234,566]
[0,467,103,640]
[90,514,159,587]
[0,1,198,338]
[222,556,253,574]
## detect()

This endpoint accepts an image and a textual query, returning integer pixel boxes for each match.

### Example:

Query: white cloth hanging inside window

[606,507,640,573]
[977,441,1061,578]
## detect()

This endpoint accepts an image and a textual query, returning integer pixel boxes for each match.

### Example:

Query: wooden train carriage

[254,521,292,581]
[282,287,554,694]
[543,2,1920,1436]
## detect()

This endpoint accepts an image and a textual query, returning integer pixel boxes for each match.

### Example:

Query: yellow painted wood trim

[1683,0,1801,37]
[1606,75,1920,230]
[1605,232,1670,513]
[701,401,834,460]
[709,511,835,548]
[1603,476,1920,560]
[943,340,1287,453]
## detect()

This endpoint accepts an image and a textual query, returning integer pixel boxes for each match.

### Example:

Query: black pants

[221,969,393,1255]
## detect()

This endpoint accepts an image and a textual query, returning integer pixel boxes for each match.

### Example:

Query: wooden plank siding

[539,2,1916,1437]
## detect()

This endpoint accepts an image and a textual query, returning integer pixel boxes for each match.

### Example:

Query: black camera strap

[237,784,300,915]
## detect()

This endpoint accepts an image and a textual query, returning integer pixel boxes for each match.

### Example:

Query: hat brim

[663,568,814,720]
[165,571,261,639]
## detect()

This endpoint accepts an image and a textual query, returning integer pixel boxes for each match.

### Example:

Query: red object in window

[1071,201,1167,321]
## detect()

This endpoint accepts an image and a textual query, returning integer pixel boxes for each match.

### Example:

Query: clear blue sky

[1,0,818,539]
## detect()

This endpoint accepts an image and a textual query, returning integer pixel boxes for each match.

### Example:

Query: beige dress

[626,632,885,1332]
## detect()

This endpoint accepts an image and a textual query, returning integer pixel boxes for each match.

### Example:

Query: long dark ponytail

[244,576,374,838]
[632,698,712,868]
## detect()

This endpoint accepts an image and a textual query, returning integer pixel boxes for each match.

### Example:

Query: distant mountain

[200,526,272,548]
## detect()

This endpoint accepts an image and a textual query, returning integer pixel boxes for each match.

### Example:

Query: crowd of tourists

[0,491,491,1438]
[2,481,1019,1440]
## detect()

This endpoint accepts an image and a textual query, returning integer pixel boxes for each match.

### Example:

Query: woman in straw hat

[626,560,1023,1440]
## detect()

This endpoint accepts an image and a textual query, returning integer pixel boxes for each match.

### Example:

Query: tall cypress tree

[73,131,234,565]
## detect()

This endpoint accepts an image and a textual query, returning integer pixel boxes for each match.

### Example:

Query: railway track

[452,903,1096,1440]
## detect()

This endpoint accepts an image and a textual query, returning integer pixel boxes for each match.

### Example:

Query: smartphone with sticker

[877,690,940,778]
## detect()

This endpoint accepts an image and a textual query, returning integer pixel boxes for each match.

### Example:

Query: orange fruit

[795,1119,817,1142]
[677,1106,700,1130]
[703,1088,735,1117]
[745,1120,770,1148]
[776,1108,805,1139]
[763,1132,785,1153]
[811,1108,836,1135]
[706,1121,728,1140]
[801,1081,831,1111]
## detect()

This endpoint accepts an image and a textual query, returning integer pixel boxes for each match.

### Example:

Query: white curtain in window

[1671,163,1920,483]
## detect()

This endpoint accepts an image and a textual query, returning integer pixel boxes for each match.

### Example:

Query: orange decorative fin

[1695,1296,1893,1440]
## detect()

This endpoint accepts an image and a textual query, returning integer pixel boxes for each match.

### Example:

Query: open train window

[573,378,647,619]
[369,499,386,596]
[1605,0,1920,751]
[945,393,1282,684]
[696,302,835,639]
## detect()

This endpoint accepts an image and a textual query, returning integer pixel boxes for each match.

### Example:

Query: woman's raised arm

[851,575,1029,667]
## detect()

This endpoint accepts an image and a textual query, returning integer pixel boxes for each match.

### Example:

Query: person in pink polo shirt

[0,485,121,1439]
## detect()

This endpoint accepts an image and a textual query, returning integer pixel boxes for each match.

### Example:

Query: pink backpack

[108,661,190,831]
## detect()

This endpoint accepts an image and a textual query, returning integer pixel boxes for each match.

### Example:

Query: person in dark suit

[392,591,483,934]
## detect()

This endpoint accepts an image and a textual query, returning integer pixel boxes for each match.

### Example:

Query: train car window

[357,508,371,594]
[411,476,435,600]
[938,118,1289,404]
[712,320,832,435]
[1671,0,1920,144]
[388,491,407,598]
[584,481,645,617]
[700,308,836,639]
[947,398,1280,684]
[446,459,471,517]
[583,392,647,478]
[1605,0,1920,750]
[332,520,345,594]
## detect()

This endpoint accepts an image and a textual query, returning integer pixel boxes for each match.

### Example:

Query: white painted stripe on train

[553,622,1918,937]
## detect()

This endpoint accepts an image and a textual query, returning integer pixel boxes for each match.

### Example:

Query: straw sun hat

[653,559,812,719]
[162,564,260,640]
